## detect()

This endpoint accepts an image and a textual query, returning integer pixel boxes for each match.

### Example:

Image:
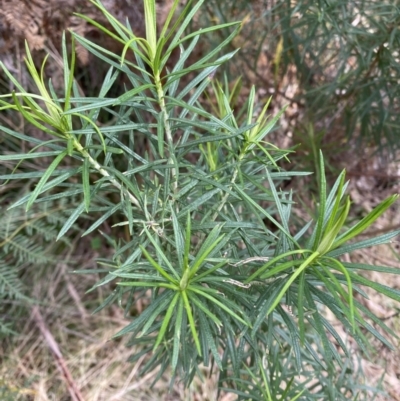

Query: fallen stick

[32,306,85,401]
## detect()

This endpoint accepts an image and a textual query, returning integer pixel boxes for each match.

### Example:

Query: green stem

[154,71,177,193]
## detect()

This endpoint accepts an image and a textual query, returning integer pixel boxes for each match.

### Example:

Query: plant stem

[154,71,178,193]
[73,139,141,207]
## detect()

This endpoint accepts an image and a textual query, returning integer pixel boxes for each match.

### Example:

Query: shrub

[198,0,400,155]
[0,0,399,398]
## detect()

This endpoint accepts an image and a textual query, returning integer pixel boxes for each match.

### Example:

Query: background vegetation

[1,0,400,400]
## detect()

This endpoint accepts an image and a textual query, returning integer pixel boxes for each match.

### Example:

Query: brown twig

[32,306,85,401]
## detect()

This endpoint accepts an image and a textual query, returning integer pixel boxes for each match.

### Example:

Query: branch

[32,306,85,401]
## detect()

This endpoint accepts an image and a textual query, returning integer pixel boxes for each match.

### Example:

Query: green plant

[222,334,386,401]
[199,0,400,155]
[0,0,399,398]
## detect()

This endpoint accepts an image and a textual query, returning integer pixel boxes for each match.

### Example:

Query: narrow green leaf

[177,188,221,217]
[176,50,240,101]
[143,0,157,59]
[86,145,123,154]
[266,251,320,315]
[172,297,184,371]
[57,201,86,240]
[154,292,180,350]
[143,226,180,280]
[343,261,400,274]
[189,234,224,278]
[125,194,134,236]
[333,194,399,249]
[303,286,334,364]
[0,151,62,161]
[260,259,304,280]
[140,293,174,336]
[181,290,202,356]
[189,286,249,327]
[317,197,350,255]
[11,92,60,137]
[113,84,155,104]
[170,206,184,270]
[310,266,355,326]
[251,106,286,145]
[246,86,255,131]
[176,125,255,148]
[264,168,291,233]
[0,125,56,147]
[324,257,355,329]
[63,97,115,114]
[165,0,205,56]
[66,136,74,156]
[165,36,199,97]
[251,280,287,336]
[184,213,191,270]
[26,150,68,211]
[70,112,106,153]
[198,310,222,369]
[82,157,91,212]
[328,229,400,257]
[348,271,400,302]
[278,305,302,370]
[172,25,240,76]
[177,21,241,47]
[0,61,30,95]
[80,2,129,42]
[157,111,165,157]
[82,203,120,236]
[99,66,119,98]
[245,249,307,283]
[63,32,76,115]
[159,0,180,38]
[111,272,169,281]
[9,169,79,210]
[297,271,306,344]
[189,293,222,326]
[140,244,177,284]
[120,37,152,67]
[324,171,346,234]
[312,151,326,250]
[117,282,177,290]
[191,260,228,282]
[0,169,77,180]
